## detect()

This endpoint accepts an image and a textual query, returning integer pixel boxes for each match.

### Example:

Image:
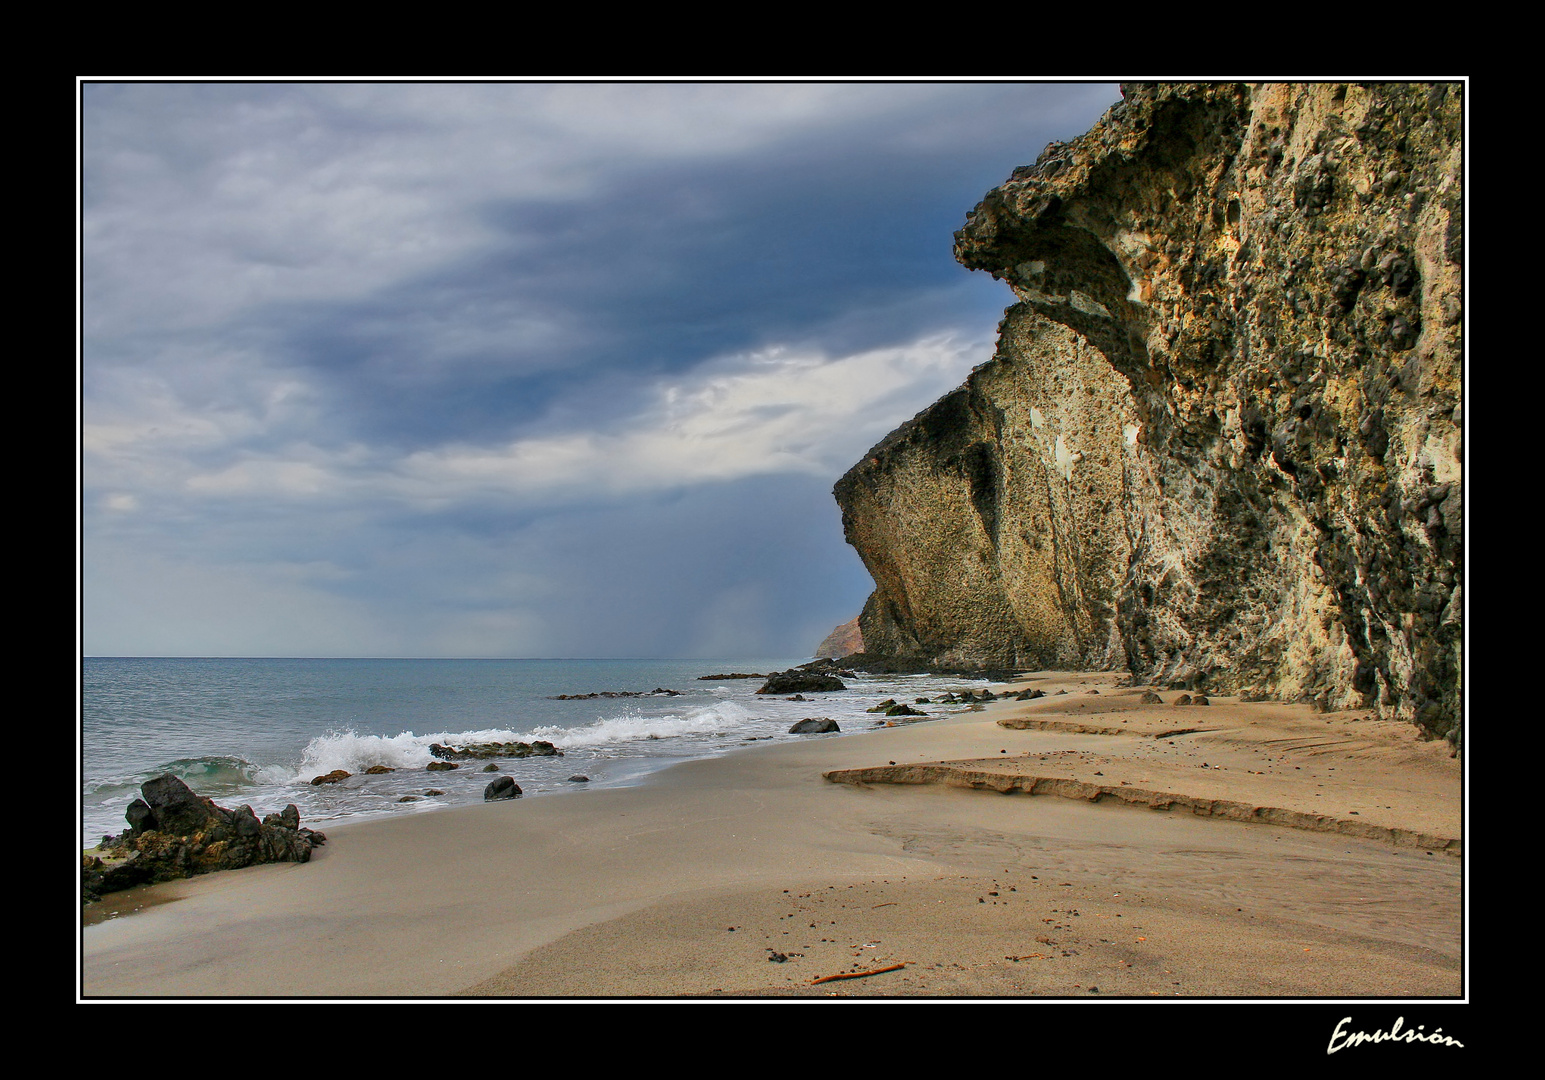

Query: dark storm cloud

[238,82,1119,449]
[82,81,1122,657]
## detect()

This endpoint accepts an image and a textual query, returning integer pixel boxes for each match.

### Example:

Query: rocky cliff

[834,83,1462,744]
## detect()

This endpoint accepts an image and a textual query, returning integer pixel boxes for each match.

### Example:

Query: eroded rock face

[835,82,1461,742]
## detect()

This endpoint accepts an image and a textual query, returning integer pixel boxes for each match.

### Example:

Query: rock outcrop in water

[82,775,326,901]
[834,83,1461,744]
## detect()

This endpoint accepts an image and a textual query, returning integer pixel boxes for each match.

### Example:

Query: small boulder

[427,761,459,771]
[1140,691,1163,704]
[364,765,395,775]
[310,770,351,786]
[484,776,522,801]
[1174,693,1193,705]
[788,718,840,734]
[757,671,845,695]
[568,775,590,783]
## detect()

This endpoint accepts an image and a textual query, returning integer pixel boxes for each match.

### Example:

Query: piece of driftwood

[810,963,905,985]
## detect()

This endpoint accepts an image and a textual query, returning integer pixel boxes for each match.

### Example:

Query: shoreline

[80,670,1462,999]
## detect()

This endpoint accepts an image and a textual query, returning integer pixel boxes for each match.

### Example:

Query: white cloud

[389,335,980,504]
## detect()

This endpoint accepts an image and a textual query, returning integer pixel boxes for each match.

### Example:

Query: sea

[81,657,996,849]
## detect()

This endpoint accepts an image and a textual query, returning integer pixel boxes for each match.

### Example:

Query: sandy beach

[80,671,1462,999]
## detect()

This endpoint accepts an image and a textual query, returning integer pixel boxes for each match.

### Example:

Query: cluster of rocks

[697,672,767,680]
[866,698,928,717]
[429,740,561,760]
[1140,690,1210,705]
[551,688,680,699]
[82,775,326,902]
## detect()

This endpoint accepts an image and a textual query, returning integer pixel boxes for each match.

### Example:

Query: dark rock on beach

[788,718,841,734]
[83,775,324,902]
[484,776,522,801]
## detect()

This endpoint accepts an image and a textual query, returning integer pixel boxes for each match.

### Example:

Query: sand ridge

[824,675,1460,854]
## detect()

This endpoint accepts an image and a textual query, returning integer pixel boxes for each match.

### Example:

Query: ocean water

[81,657,995,849]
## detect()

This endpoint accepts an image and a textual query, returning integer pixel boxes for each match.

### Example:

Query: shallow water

[81,657,993,847]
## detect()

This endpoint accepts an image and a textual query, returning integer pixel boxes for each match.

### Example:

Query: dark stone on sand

[788,718,840,734]
[83,777,318,902]
[1140,691,1164,704]
[484,776,522,801]
[1192,695,1210,705]
[1174,693,1194,705]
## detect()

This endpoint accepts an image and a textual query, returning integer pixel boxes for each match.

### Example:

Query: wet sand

[80,671,1463,999]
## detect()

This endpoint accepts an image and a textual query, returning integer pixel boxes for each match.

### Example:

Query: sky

[80,80,1122,659]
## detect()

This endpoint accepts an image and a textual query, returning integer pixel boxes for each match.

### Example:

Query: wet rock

[364,765,395,775]
[788,718,841,734]
[568,775,590,783]
[310,770,351,785]
[757,671,846,695]
[484,776,523,801]
[83,778,318,901]
[426,761,459,772]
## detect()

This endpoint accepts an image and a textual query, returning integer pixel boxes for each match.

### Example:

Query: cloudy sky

[80,80,1121,659]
